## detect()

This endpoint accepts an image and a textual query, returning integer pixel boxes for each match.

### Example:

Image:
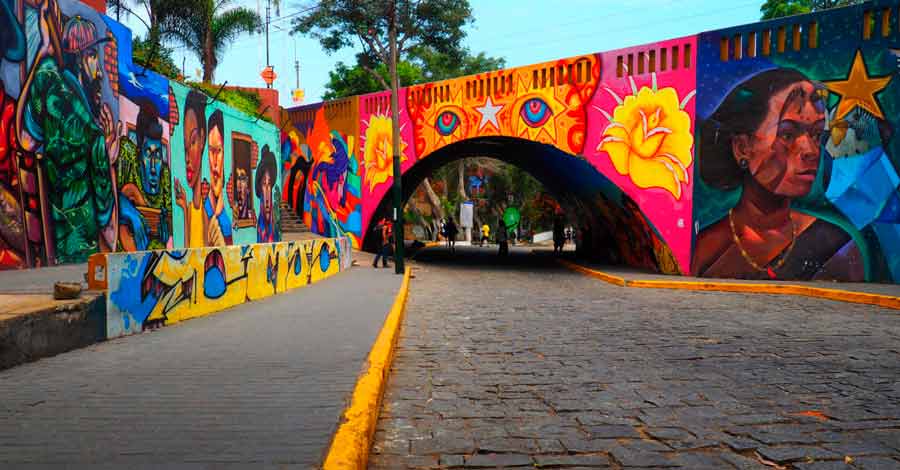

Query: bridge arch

[363,136,682,275]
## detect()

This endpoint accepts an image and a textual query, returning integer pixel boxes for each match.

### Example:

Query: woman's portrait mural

[694,9,900,283]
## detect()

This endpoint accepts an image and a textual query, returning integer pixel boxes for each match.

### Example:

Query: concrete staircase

[280,200,310,234]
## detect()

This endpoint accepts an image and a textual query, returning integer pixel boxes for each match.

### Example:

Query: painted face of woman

[734,81,826,198]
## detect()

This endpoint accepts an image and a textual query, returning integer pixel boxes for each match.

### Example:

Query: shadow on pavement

[409,243,572,272]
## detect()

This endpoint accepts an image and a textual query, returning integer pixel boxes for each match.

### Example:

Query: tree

[760,0,862,19]
[132,35,181,79]
[292,0,473,273]
[164,0,261,83]
[322,60,423,100]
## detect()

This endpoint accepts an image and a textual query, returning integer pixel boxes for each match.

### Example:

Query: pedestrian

[372,218,393,268]
[497,220,508,257]
[480,223,490,247]
[553,215,565,254]
[445,218,458,253]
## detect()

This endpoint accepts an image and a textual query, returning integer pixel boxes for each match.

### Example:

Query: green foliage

[132,36,181,79]
[163,0,261,82]
[291,0,472,63]
[323,48,505,100]
[760,0,862,19]
[323,60,424,100]
[185,81,271,123]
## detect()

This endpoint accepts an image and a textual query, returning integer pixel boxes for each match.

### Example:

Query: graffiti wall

[105,236,352,338]
[0,0,280,270]
[585,38,698,275]
[283,100,362,247]
[169,82,281,248]
[284,2,898,283]
[694,2,900,282]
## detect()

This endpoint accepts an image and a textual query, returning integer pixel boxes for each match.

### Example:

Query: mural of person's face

[183,110,204,189]
[236,168,249,211]
[140,136,163,195]
[208,126,224,197]
[80,47,103,114]
[733,81,825,198]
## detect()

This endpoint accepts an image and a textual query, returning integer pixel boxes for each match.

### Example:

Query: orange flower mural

[597,78,695,199]
[362,112,407,192]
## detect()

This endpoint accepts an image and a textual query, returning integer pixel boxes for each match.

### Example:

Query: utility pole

[389,0,404,274]
[295,60,299,89]
[264,0,271,88]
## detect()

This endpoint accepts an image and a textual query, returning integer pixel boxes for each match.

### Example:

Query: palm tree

[164,0,261,83]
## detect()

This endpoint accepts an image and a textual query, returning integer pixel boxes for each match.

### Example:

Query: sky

[119,0,764,107]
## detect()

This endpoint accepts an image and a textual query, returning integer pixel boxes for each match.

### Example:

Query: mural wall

[694,2,900,282]
[106,236,352,338]
[282,100,362,247]
[0,0,280,270]
[285,1,899,283]
[169,82,281,248]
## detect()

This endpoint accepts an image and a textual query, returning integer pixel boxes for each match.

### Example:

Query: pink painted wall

[584,36,698,274]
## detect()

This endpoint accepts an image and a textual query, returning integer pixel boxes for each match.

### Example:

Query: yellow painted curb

[322,266,412,470]
[557,259,627,287]
[558,260,900,311]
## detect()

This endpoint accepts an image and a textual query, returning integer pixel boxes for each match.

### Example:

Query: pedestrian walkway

[536,249,900,299]
[0,264,402,468]
[370,246,900,469]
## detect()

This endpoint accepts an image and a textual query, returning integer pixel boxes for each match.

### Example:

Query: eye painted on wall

[435,110,461,136]
[520,98,553,128]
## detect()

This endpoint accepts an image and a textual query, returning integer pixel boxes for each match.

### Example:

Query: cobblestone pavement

[370,246,900,470]
[0,266,401,469]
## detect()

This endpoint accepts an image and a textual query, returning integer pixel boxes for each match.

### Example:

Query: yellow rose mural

[362,113,407,192]
[598,85,694,199]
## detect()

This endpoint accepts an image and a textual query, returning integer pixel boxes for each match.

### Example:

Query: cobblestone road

[370,246,900,470]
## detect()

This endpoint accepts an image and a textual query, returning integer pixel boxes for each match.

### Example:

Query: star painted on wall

[475,96,503,131]
[825,50,892,120]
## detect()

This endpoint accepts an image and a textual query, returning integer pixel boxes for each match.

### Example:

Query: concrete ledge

[323,265,412,470]
[559,260,900,311]
[0,293,105,370]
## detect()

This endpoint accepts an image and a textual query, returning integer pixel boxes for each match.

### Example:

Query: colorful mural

[586,38,697,274]
[693,3,900,282]
[170,83,280,248]
[282,2,900,284]
[0,0,280,269]
[283,100,363,247]
[105,236,352,338]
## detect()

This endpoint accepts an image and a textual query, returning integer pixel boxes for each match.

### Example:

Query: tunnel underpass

[365,136,679,274]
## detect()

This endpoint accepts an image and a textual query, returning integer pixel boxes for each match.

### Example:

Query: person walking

[497,220,509,257]
[480,223,490,247]
[445,218,458,253]
[372,218,393,268]
[553,215,565,254]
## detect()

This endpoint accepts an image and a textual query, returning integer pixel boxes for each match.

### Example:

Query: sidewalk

[535,248,900,302]
[0,264,402,468]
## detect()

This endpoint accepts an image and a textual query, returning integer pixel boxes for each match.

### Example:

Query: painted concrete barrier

[104,237,352,339]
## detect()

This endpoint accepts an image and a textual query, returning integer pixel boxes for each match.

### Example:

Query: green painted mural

[0,0,280,269]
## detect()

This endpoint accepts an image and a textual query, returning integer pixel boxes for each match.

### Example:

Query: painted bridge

[283,0,900,284]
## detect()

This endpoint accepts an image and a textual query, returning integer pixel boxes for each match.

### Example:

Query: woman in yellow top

[480,224,490,246]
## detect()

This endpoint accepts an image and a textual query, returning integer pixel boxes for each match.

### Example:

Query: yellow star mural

[825,50,892,120]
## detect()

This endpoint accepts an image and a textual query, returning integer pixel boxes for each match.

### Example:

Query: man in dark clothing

[445,218,458,253]
[372,218,393,268]
[497,220,508,257]
[553,215,565,254]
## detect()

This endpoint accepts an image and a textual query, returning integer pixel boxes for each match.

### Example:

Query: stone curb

[322,265,413,469]
[558,259,900,311]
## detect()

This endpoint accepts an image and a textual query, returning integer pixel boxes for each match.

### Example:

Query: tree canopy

[760,0,862,19]
[323,47,505,100]
[291,0,473,89]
